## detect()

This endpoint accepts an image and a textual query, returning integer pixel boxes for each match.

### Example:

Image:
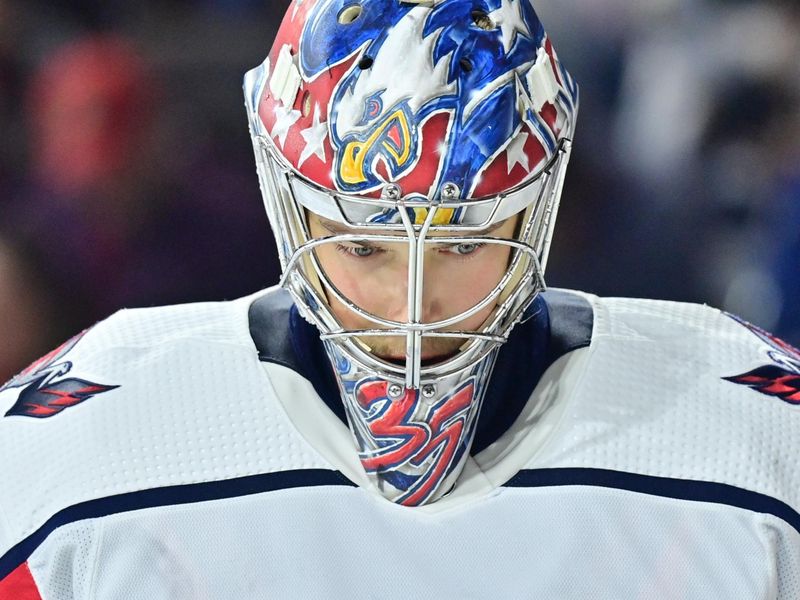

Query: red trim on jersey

[0,562,43,600]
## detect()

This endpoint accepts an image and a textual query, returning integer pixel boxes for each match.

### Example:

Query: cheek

[434,248,510,307]
[319,253,357,298]
[327,293,362,329]
[314,249,381,325]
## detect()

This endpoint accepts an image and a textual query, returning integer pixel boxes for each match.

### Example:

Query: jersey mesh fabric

[0,290,329,551]
[26,520,99,600]
[775,526,800,597]
[82,483,784,599]
[0,506,10,558]
[533,295,800,511]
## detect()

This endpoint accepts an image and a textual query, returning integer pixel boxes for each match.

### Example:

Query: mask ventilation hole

[358,56,374,70]
[471,10,495,31]
[338,5,362,24]
[459,57,474,72]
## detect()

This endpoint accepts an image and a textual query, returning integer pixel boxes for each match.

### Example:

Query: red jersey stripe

[0,562,43,600]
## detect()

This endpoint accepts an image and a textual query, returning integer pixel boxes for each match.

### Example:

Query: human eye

[440,242,486,257]
[335,243,381,258]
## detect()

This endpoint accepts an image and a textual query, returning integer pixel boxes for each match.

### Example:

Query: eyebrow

[317,218,507,237]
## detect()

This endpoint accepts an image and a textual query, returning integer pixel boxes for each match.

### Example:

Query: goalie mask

[244,0,578,506]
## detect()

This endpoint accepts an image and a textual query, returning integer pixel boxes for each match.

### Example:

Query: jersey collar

[250,288,593,454]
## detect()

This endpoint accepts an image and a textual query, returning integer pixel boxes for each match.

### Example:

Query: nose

[382,266,444,325]
[385,298,442,324]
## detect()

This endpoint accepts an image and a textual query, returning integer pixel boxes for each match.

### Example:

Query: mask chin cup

[323,337,502,506]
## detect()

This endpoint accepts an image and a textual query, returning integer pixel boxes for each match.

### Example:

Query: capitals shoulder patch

[723,315,800,405]
[1,331,119,418]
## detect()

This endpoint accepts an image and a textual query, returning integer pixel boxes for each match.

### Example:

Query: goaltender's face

[307,212,518,363]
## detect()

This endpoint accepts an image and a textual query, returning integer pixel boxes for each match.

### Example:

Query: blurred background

[0,0,798,381]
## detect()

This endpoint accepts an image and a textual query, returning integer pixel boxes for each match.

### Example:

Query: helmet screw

[387,383,404,399]
[421,384,437,400]
[382,184,402,200]
[441,182,460,201]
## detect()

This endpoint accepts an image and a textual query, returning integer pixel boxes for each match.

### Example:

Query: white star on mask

[298,104,328,168]
[488,0,530,54]
[505,131,530,174]
[271,104,301,149]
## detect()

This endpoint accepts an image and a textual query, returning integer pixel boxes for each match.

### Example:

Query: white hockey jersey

[0,288,798,599]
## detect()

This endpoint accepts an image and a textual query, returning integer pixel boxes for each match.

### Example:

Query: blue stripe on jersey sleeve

[5,466,796,582]
[506,468,800,535]
[0,469,356,581]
